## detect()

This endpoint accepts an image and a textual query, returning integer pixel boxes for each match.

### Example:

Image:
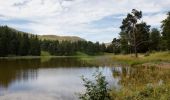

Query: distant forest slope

[2,26,86,42]
[0,26,40,56]
[0,26,107,57]
[39,35,85,42]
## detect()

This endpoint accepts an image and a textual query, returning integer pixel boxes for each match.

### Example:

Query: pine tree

[161,12,170,50]
[150,28,161,51]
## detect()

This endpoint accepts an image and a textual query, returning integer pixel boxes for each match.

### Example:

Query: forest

[104,10,170,56]
[0,10,169,57]
[0,26,40,57]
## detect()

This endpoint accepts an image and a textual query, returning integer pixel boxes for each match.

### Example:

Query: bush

[79,72,112,100]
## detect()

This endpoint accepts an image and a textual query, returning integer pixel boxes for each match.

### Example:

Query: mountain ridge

[2,26,86,42]
[39,35,85,42]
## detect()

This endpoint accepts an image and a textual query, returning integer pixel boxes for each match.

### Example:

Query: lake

[0,57,119,100]
[0,57,169,100]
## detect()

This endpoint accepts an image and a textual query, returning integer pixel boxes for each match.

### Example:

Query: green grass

[110,51,170,66]
[76,51,170,67]
[145,51,170,61]
[110,64,170,100]
[1,51,170,67]
[41,51,51,56]
[75,52,90,57]
[111,84,170,100]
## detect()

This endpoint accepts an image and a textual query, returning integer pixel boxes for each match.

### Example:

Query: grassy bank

[111,84,170,100]
[80,68,170,100]
[80,51,170,67]
[110,51,170,67]
[0,51,169,68]
[111,64,170,99]
[40,51,170,67]
[0,51,89,59]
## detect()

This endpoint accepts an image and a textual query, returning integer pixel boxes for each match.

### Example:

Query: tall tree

[119,32,129,54]
[19,34,30,56]
[100,43,106,53]
[112,38,121,54]
[8,32,20,55]
[150,28,161,51]
[135,22,150,53]
[29,35,40,56]
[0,26,7,56]
[120,9,150,57]
[161,12,170,50]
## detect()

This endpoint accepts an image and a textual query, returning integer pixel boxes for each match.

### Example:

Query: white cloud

[143,13,167,27]
[0,0,169,42]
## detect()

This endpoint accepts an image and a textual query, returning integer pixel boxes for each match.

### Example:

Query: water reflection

[0,57,170,100]
[0,58,116,100]
[0,57,95,88]
[112,66,170,87]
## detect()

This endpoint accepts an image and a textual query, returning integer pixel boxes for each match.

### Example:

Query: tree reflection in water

[0,57,93,88]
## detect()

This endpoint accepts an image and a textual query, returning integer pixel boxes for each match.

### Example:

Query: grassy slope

[110,51,170,66]
[76,51,170,67]
[39,35,85,42]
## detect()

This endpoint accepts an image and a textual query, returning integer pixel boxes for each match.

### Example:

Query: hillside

[39,35,85,42]
[1,26,85,42]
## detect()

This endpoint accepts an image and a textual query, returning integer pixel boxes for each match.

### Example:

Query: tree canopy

[162,12,170,50]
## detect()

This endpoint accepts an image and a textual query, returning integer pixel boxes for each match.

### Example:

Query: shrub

[79,72,112,100]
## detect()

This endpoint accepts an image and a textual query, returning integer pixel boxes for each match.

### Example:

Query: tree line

[0,9,169,57]
[0,26,107,56]
[107,9,170,57]
[41,40,106,56]
[0,26,40,57]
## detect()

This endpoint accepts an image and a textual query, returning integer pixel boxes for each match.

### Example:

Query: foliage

[41,40,106,56]
[0,26,40,56]
[111,38,121,54]
[161,12,170,50]
[150,28,161,51]
[79,72,112,100]
[0,25,108,57]
[119,32,129,54]
[105,38,121,54]
[135,22,150,53]
[0,10,170,57]
[107,9,170,56]
[120,9,150,57]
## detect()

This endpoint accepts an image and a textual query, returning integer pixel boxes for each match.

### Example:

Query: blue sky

[0,0,169,43]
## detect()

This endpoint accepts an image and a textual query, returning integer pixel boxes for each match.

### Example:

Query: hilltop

[39,35,85,42]
[2,26,86,42]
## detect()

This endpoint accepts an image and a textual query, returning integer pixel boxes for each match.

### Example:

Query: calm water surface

[0,57,120,100]
[0,57,169,100]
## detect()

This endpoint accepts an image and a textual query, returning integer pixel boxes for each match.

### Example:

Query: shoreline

[0,52,169,68]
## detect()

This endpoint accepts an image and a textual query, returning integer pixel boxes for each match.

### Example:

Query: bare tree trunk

[133,24,138,58]
[134,46,138,57]
[129,45,132,57]
[134,34,138,58]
